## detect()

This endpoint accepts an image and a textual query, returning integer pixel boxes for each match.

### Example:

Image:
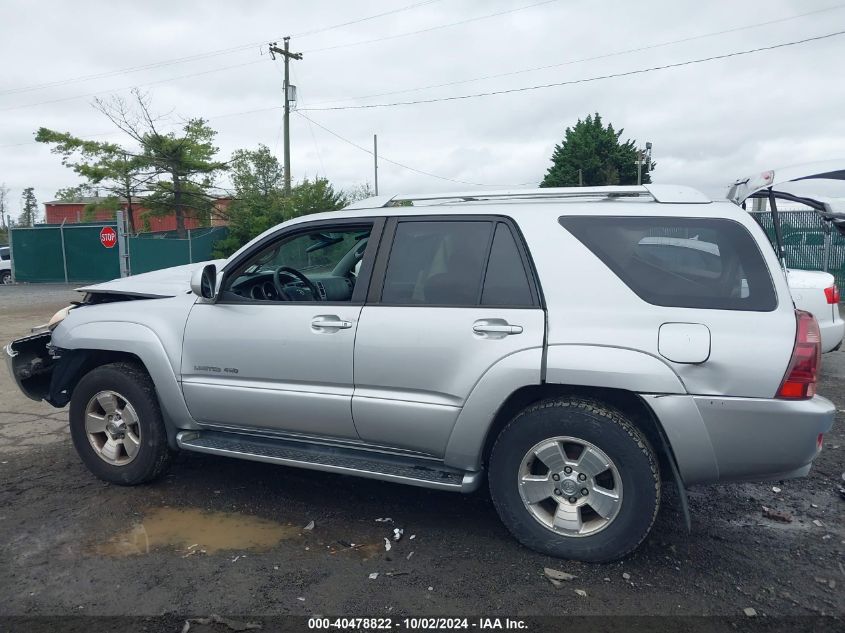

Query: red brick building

[43,196,231,231]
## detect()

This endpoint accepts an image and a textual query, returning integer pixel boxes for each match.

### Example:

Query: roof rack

[343,185,710,210]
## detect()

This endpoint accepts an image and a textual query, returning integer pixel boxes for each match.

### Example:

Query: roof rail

[343,185,710,210]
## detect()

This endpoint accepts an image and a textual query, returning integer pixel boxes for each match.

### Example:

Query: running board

[176,430,483,493]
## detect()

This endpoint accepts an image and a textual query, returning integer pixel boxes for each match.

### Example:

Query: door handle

[311,316,353,330]
[473,323,523,335]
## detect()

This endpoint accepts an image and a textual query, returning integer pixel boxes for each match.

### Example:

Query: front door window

[222,224,373,302]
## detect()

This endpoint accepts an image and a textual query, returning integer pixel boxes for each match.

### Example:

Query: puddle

[95,507,299,557]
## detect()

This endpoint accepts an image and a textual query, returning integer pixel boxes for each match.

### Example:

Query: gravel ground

[0,284,842,623]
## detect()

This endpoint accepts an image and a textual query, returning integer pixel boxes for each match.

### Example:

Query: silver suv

[6,185,834,562]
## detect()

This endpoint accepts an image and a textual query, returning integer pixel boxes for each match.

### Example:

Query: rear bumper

[642,393,834,485]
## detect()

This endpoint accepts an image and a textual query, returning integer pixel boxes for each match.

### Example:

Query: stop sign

[100,226,117,249]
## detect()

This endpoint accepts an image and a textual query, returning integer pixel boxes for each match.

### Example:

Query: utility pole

[637,152,643,186]
[637,141,653,186]
[269,37,303,196]
[373,134,379,196]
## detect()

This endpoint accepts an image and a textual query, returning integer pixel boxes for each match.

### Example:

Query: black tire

[69,362,172,485]
[0,270,11,284]
[489,397,660,562]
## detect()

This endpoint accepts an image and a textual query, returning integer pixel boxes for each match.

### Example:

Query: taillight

[824,285,840,304]
[777,310,821,399]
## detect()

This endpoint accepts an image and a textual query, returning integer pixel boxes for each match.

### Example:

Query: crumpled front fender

[5,331,56,402]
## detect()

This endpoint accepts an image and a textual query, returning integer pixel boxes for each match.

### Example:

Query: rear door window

[559,216,777,311]
[381,221,493,305]
[481,223,534,306]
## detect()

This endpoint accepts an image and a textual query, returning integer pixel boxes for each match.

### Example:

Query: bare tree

[0,183,8,229]
[93,89,227,236]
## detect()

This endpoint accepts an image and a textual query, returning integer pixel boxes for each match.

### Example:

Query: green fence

[10,224,227,283]
[128,227,228,275]
[754,211,845,289]
[10,223,120,283]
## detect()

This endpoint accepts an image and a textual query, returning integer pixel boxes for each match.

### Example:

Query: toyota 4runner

[6,185,834,562]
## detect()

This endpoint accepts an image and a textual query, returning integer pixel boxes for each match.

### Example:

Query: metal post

[823,220,832,273]
[59,219,69,284]
[637,151,643,186]
[187,229,193,264]
[578,169,583,187]
[767,188,787,272]
[373,134,379,196]
[116,210,129,278]
[7,226,14,284]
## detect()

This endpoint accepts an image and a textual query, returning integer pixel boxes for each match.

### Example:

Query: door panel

[352,306,545,455]
[181,219,378,438]
[182,303,361,438]
[352,217,545,457]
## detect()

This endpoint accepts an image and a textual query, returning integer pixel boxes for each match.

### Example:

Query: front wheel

[69,362,172,485]
[0,270,11,284]
[489,397,660,562]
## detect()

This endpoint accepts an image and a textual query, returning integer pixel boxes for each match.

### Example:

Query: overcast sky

[1,0,844,219]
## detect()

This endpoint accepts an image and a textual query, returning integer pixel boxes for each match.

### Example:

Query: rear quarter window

[559,216,777,311]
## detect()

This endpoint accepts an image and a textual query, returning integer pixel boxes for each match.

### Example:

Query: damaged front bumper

[5,332,61,404]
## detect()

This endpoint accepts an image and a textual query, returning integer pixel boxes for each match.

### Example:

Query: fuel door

[658,322,711,364]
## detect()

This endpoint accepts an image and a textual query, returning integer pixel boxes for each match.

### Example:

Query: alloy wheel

[517,436,623,537]
[84,390,142,466]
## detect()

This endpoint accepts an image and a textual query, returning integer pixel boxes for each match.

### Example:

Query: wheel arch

[479,385,677,477]
[444,344,686,473]
[51,321,199,447]
[48,348,146,407]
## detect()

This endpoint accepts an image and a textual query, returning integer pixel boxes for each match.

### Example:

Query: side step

[176,430,483,493]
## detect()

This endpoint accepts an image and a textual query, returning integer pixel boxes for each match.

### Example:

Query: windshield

[244,231,368,276]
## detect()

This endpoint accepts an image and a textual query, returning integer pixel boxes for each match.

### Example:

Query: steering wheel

[273,266,322,301]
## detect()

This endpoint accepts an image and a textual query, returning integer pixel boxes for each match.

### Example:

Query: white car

[787,269,843,352]
[0,246,11,284]
[728,161,845,353]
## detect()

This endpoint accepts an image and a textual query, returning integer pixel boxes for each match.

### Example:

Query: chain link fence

[9,224,227,284]
[754,210,845,289]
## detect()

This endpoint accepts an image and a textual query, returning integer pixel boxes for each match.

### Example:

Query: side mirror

[190,264,218,300]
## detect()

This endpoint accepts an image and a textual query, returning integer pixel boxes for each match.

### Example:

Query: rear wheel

[69,362,172,485]
[489,397,660,562]
[0,270,11,284]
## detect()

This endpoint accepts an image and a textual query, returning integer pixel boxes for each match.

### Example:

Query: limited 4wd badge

[193,365,239,374]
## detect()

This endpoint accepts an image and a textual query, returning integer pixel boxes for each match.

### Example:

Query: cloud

[0,0,842,217]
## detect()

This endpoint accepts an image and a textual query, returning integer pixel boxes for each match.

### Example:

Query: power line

[5,29,840,150]
[306,3,845,106]
[290,0,444,38]
[0,1,559,113]
[302,0,560,54]
[0,0,445,97]
[299,30,845,111]
[0,59,265,113]
[296,111,537,188]
[290,67,327,178]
